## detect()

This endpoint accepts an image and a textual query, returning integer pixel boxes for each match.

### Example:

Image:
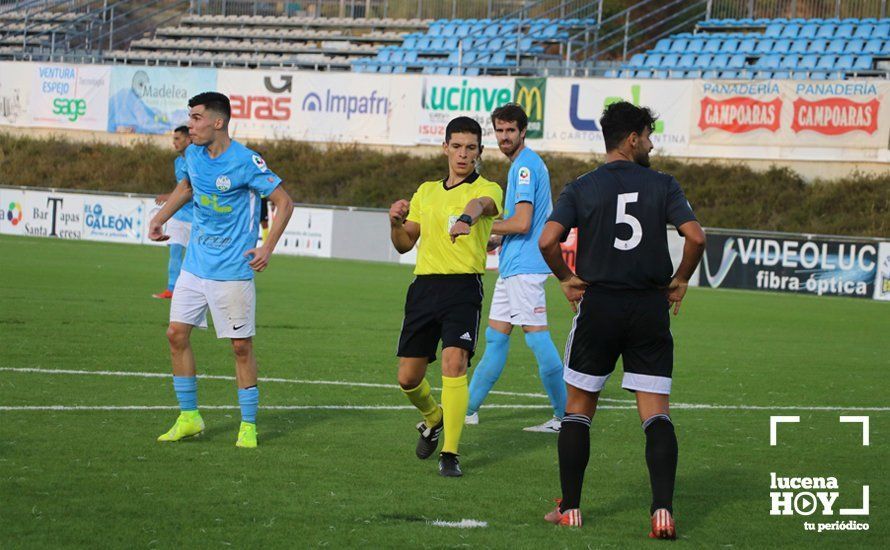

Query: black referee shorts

[397,274,484,364]
[564,287,674,395]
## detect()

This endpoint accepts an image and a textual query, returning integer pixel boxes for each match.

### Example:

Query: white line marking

[0,367,634,403]
[770,415,800,445]
[2,368,889,412]
[429,519,488,529]
[839,415,870,446]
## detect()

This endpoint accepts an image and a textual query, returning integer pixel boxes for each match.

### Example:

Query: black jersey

[549,161,696,290]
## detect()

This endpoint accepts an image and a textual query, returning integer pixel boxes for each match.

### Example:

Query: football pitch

[1,234,886,548]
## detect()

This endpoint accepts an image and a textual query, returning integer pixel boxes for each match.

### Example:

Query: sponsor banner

[217,69,296,140]
[81,196,147,244]
[28,64,110,131]
[543,78,692,154]
[108,66,217,134]
[276,206,333,258]
[0,188,84,240]
[692,80,890,150]
[514,77,546,139]
[291,72,417,145]
[417,75,515,146]
[0,61,31,126]
[699,230,879,299]
[874,242,890,301]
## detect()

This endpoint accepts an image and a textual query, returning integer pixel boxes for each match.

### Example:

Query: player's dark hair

[445,116,483,146]
[490,102,528,132]
[600,101,657,151]
[188,92,231,123]
[173,125,189,135]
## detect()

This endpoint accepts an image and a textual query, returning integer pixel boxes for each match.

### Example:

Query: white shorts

[166,218,191,247]
[170,270,256,339]
[489,273,550,327]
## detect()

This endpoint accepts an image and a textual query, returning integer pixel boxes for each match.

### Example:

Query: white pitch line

[429,519,489,529]
[0,367,633,403]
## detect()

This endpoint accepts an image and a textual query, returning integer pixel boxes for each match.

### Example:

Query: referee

[389,116,503,477]
[538,102,705,536]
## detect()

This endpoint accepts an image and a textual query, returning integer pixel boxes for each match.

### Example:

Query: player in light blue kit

[148,92,294,448]
[152,125,192,300]
[466,103,566,432]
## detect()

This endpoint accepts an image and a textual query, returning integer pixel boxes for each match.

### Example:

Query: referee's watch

[457,214,474,226]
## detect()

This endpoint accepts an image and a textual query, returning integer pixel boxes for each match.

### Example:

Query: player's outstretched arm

[491,202,533,236]
[449,197,498,243]
[539,220,587,312]
[244,185,293,272]
[149,179,192,241]
[389,199,420,253]
[665,220,706,315]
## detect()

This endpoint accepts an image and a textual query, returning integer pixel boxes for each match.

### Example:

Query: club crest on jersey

[252,155,267,172]
[216,175,232,192]
[518,167,531,185]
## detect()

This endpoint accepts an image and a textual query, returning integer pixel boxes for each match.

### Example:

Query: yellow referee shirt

[407,172,503,275]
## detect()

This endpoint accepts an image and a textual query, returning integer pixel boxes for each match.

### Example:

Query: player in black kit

[538,101,706,539]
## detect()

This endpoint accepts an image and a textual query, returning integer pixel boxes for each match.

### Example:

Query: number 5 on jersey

[614,192,642,251]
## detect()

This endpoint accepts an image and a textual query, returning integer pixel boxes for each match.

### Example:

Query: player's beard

[499,140,519,158]
[634,146,651,167]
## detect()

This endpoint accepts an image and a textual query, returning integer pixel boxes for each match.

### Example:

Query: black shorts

[397,274,484,364]
[564,287,673,395]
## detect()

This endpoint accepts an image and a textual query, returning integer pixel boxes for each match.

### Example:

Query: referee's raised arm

[389,198,419,253]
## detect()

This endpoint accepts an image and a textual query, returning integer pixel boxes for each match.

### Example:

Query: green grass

[0,235,887,548]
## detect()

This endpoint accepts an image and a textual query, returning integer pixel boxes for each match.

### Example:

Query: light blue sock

[525,331,567,418]
[467,327,511,414]
[172,375,198,412]
[238,386,259,424]
[167,244,185,291]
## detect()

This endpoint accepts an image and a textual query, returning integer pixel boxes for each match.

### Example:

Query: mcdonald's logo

[514,77,546,139]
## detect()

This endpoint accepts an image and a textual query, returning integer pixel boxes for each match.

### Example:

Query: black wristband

[457,214,473,226]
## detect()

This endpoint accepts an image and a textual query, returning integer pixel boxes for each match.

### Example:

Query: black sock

[644,414,678,515]
[558,413,591,512]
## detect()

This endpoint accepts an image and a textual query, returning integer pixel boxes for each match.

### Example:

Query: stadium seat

[603,69,619,78]
[835,24,855,39]
[758,54,781,69]
[799,54,818,69]
[653,38,672,52]
[798,23,818,39]
[874,22,890,37]
[835,55,855,70]
[652,70,669,79]
[619,69,635,78]
[790,39,809,54]
[728,53,746,68]
[863,38,883,54]
[688,37,705,51]
[765,23,784,38]
[720,38,740,53]
[816,55,836,70]
[669,38,688,53]
[720,70,739,78]
[853,55,873,71]
[754,39,775,54]
[635,69,653,78]
[815,24,836,38]
[703,69,719,78]
[684,69,703,78]
[678,53,696,68]
[773,39,791,53]
[808,39,828,53]
[661,53,680,67]
[845,39,865,53]
[703,38,722,53]
[772,70,791,79]
[643,53,663,67]
[737,38,757,53]
[712,53,730,67]
[696,53,714,67]
[791,71,810,80]
[779,23,800,38]
[780,54,798,69]
[628,53,646,67]
[826,39,846,54]
[754,70,773,79]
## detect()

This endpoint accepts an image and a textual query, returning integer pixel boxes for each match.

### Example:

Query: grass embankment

[1,133,887,237]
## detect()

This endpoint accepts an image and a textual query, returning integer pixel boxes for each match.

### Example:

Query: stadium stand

[612,17,890,80]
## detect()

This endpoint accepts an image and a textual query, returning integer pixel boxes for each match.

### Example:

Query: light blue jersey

[171,155,193,223]
[181,141,281,281]
[498,147,552,277]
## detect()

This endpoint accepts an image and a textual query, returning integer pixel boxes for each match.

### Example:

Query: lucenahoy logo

[423,79,512,112]
[6,202,23,225]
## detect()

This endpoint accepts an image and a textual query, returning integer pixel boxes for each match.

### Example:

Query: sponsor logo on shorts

[534,306,546,314]
[460,332,472,341]
[216,175,232,192]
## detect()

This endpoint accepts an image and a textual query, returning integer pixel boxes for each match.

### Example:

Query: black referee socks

[558,413,591,512]
[643,414,678,515]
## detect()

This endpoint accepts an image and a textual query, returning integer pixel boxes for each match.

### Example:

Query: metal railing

[188,0,598,19]
[709,0,888,19]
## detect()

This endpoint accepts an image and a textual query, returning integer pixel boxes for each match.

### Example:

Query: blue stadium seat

[791,71,810,80]
[835,24,855,39]
[669,38,689,53]
[799,54,818,69]
[378,64,393,73]
[635,69,653,78]
[455,24,471,38]
[688,37,705,51]
[874,22,890,37]
[678,53,697,68]
[629,53,646,67]
[816,24,836,38]
[652,70,669,79]
[863,38,883,54]
[780,54,798,69]
[826,39,846,54]
[376,48,392,62]
[845,39,865,54]
[773,71,791,79]
[816,55,837,70]
[835,55,855,70]
[798,23,818,39]
[720,70,739,79]
[484,23,500,37]
[444,37,458,50]
[390,50,405,63]
[421,65,436,74]
[853,24,875,38]
[429,37,445,51]
[772,39,791,53]
[416,36,431,50]
[780,24,800,38]
[604,69,619,78]
[653,38,672,52]
[703,38,723,53]
[758,54,781,69]
[661,53,680,67]
[435,66,450,74]
[728,54,746,68]
[643,53,663,67]
[703,69,720,78]
[404,50,418,63]
[810,71,828,80]
[402,35,418,50]
[790,39,809,54]
[808,39,828,53]
[684,69,703,78]
[754,71,773,79]
[754,39,775,54]
[618,69,635,78]
[712,53,730,67]
[737,37,757,53]
[392,65,407,74]
[765,23,784,38]
[853,56,873,71]
[695,53,713,67]
[720,38,740,53]
[490,51,507,65]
